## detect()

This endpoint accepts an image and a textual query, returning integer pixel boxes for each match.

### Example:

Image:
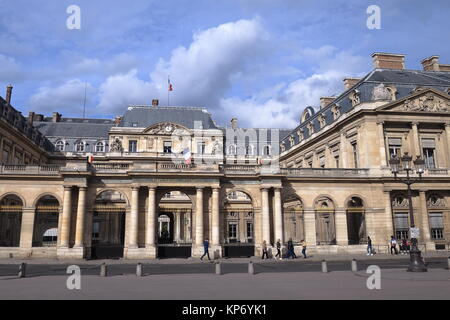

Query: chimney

[371,52,405,70]
[231,117,238,130]
[28,112,35,124]
[115,116,122,125]
[35,114,44,122]
[320,97,334,109]
[5,85,13,105]
[343,78,361,90]
[52,112,61,123]
[152,99,159,107]
[421,56,440,71]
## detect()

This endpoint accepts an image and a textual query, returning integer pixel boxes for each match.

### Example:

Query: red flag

[168,78,173,91]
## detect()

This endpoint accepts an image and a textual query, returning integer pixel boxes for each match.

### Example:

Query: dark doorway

[158,212,174,244]
[157,244,192,258]
[347,212,365,245]
[91,211,126,259]
[223,244,255,258]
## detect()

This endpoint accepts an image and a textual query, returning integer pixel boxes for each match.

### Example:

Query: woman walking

[261,240,269,259]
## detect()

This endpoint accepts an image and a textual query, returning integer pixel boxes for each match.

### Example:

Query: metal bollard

[18,263,27,278]
[100,263,107,277]
[136,263,142,277]
[215,262,222,275]
[351,259,358,272]
[321,260,328,273]
[248,261,255,275]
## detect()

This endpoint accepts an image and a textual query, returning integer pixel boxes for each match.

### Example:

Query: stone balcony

[0,164,61,175]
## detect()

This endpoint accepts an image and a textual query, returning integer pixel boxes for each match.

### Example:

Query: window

[246,221,253,243]
[129,140,137,153]
[76,141,85,152]
[92,222,100,240]
[55,140,64,152]
[429,212,444,240]
[422,138,436,169]
[228,144,237,156]
[388,137,402,159]
[245,145,253,156]
[95,142,104,152]
[352,142,358,168]
[228,221,238,243]
[197,142,206,154]
[394,212,409,239]
[263,145,271,156]
[163,141,172,154]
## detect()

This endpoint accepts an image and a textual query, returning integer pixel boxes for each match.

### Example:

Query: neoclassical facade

[1,52,450,259]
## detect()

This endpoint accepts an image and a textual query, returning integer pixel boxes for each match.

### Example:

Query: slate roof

[33,120,113,139]
[118,106,219,129]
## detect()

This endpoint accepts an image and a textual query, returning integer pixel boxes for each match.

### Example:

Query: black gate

[91,244,124,259]
[223,244,255,258]
[158,244,192,258]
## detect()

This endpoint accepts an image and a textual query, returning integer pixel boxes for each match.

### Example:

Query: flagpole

[168,75,170,107]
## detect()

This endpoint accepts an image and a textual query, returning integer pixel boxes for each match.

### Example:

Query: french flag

[168,78,173,91]
[183,148,191,164]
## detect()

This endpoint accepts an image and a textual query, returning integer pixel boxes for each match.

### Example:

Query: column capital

[79,186,87,192]
[148,186,157,192]
[260,187,270,192]
[196,186,205,191]
[212,187,220,192]
[63,185,73,191]
[132,186,140,191]
[411,121,419,126]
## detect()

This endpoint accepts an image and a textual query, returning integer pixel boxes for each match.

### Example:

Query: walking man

[275,239,282,260]
[261,240,269,259]
[287,238,297,259]
[200,238,211,261]
[367,236,373,256]
[390,235,398,255]
[300,239,307,258]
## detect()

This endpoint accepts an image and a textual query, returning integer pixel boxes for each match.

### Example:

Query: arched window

[76,141,85,152]
[228,144,237,156]
[95,141,105,152]
[263,145,271,156]
[245,145,253,156]
[55,140,64,152]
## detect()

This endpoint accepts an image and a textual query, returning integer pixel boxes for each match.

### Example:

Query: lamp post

[389,152,427,272]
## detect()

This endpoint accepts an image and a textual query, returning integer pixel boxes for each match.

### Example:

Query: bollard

[447,257,450,270]
[18,263,27,278]
[215,262,222,275]
[136,263,142,277]
[321,260,328,273]
[100,263,107,277]
[351,259,358,272]
[248,261,255,275]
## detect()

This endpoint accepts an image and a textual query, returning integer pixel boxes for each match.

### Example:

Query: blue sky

[1,0,449,128]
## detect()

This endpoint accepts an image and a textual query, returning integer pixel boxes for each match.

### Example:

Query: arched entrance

[346,196,366,245]
[283,196,304,244]
[315,196,336,245]
[0,194,23,247]
[157,191,192,258]
[91,190,126,259]
[223,190,255,257]
[33,195,60,247]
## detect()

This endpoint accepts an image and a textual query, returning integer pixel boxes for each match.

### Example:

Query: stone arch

[345,195,367,245]
[32,195,61,247]
[314,195,336,245]
[32,192,62,208]
[300,107,315,123]
[345,194,367,209]
[283,194,304,243]
[0,192,26,207]
[92,188,130,208]
[223,189,255,245]
[0,193,24,247]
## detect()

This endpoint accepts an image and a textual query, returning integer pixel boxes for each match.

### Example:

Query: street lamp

[389,152,427,272]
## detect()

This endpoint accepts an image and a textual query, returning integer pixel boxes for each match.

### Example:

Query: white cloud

[29,79,95,116]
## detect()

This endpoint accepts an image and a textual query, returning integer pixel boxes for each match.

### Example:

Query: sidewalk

[0,251,448,265]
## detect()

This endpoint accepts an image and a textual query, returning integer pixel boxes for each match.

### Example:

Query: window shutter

[394,213,409,229]
[388,137,402,146]
[421,138,435,148]
[429,213,444,228]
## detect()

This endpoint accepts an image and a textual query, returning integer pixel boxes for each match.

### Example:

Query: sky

[1,0,450,128]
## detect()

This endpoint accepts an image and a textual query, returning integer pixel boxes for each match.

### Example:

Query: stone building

[1,52,450,259]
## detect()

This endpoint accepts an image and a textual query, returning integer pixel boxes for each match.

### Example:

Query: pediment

[376,88,450,113]
[142,122,192,135]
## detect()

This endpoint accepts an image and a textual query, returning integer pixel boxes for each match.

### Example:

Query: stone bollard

[447,257,450,270]
[248,261,255,275]
[136,263,142,277]
[18,263,27,278]
[100,263,107,277]
[321,260,328,273]
[351,259,358,272]
[215,262,222,275]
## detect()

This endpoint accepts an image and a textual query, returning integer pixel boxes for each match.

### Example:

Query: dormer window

[307,122,314,135]
[245,144,254,156]
[349,90,361,107]
[262,145,271,156]
[228,144,237,156]
[331,104,341,120]
[76,141,85,152]
[280,142,286,152]
[95,141,105,152]
[297,130,304,141]
[289,136,295,146]
[55,140,65,152]
[318,114,326,128]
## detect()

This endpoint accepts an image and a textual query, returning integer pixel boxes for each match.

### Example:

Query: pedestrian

[367,236,373,256]
[261,240,269,259]
[275,239,282,260]
[287,238,297,259]
[200,238,211,261]
[300,239,307,258]
[389,236,398,255]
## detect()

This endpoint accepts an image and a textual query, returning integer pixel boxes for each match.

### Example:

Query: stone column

[377,121,387,167]
[419,191,433,246]
[146,187,156,247]
[175,211,181,242]
[384,192,394,240]
[445,124,450,167]
[129,187,139,248]
[273,188,283,243]
[60,186,73,247]
[303,208,316,246]
[411,122,420,157]
[261,188,270,243]
[211,188,220,246]
[74,187,87,247]
[19,207,36,249]
[339,132,348,168]
[335,208,348,246]
[195,187,204,245]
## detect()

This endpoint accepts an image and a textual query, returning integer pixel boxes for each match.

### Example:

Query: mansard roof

[118,106,219,130]
[33,120,113,139]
